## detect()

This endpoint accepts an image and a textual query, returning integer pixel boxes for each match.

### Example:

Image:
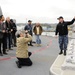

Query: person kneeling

[16,31,32,68]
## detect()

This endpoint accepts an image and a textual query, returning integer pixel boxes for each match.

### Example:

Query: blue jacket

[24,24,33,36]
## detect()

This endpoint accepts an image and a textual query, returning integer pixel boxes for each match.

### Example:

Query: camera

[25,32,28,34]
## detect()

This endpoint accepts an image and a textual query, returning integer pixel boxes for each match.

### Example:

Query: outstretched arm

[66,17,75,25]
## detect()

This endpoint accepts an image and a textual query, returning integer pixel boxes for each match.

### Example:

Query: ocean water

[17,25,73,38]
[17,25,55,37]
[42,32,55,37]
[17,25,25,30]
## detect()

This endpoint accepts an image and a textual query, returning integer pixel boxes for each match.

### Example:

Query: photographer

[24,20,33,46]
[16,30,32,68]
[10,19,17,47]
[5,17,13,50]
[0,15,7,56]
[55,16,75,56]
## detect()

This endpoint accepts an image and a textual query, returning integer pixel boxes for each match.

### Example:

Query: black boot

[3,52,8,55]
[64,50,66,56]
[59,50,63,55]
[0,53,3,56]
[16,61,22,68]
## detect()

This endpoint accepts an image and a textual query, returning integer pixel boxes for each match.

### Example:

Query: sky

[0,0,75,23]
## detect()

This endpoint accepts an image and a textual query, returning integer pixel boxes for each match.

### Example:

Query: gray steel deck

[0,36,59,75]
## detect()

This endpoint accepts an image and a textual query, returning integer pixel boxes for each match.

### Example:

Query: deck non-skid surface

[0,36,59,75]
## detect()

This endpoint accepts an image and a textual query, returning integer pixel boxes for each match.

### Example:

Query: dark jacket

[24,24,33,36]
[11,22,17,33]
[55,19,75,36]
[0,22,5,39]
[5,21,13,33]
[33,26,43,35]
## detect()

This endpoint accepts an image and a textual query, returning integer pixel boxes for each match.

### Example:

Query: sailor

[24,20,33,46]
[55,16,75,56]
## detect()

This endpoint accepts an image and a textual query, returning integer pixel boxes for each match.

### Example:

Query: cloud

[0,0,75,23]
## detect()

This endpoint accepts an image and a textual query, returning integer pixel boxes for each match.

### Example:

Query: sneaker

[0,53,3,56]
[9,48,13,50]
[36,44,38,46]
[3,52,8,55]
[30,44,33,46]
[16,61,22,68]
[38,44,42,47]
[36,44,41,47]
[6,49,9,52]
[14,45,17,47]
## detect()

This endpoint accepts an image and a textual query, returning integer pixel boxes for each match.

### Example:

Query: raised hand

[2,30,5,33]
[74,17,75,19]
